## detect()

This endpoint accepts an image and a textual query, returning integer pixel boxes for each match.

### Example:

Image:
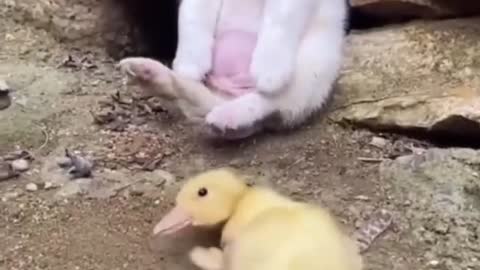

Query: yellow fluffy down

[174,168,363,270]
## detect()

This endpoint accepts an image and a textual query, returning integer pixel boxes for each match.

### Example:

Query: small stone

[369,136,388,148]
[428,260,440,266]
[64,149,93,179]
[432,222,449,235]
[403,200,412,206]
[26,183,38,192]
[154,170,176,185]
[0,79,10,92]
[11,159,29,172]
[56,157,73,168]
[129,188,145,197]
[44,182,56,190]
[354,219,363,229]
[354,195,370,201]
[2,191,20,201]
[135,152,147,159]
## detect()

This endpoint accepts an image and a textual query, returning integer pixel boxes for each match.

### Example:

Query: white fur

[250,0,318,96]
[206,92,274,130]
[172,0,222,81]
[206,0,348,129]
[119,0,347,136]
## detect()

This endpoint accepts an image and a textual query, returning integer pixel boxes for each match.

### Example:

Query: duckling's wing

[226,207,361,270]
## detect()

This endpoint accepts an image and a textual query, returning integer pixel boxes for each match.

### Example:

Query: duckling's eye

[197,187,208,197]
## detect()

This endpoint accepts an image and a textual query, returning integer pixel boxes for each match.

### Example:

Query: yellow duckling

[153,168,363,270]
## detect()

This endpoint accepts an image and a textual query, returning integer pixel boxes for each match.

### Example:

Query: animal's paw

[118,57,169,83]
[204,97,265,140]
[173,56,211,82]
[250,48,294,96]
[189,246,223,270]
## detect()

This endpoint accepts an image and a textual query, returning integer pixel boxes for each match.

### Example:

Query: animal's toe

[205,107,231,130]
[118,58,165,82]
[118,58,136,76]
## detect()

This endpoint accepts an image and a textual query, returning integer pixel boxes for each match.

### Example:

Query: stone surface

[350,0,480,19]
[25,183,38,191]
[333,18,480,140]
[39,147,176,199]
[11,159,29,172]
[380,148,480,270]
[0,62,79,152]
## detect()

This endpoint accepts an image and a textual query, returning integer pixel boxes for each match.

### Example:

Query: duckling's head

[153,168,249,235]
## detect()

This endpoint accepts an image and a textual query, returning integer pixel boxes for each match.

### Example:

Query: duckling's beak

[153,205,193,235]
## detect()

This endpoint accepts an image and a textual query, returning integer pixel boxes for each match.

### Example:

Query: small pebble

[154,170,176,185]
[44,182,56,190]
[0,79,9,92]
[26,183,38,192]
[369,136,388,148]
[135,152,147,159]
[11,159,29,172]
[56,157,73,168]
[2,191,20,201]
[129,188,145,197]
[403,200,412,206]
[354,195,370,201]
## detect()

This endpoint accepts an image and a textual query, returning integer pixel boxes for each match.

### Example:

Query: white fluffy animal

[119,0,348,140]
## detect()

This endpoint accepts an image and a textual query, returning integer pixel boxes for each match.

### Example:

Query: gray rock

[369,136,388,148]
[332,18,480,140]
[380,148,480,270]
[25,183,38,192]
[11,159,29,172]
[43,181,56,190]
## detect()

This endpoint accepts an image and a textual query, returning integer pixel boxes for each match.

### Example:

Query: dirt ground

[0,8,468,270]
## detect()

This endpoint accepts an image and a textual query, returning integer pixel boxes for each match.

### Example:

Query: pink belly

[206,30,257,96]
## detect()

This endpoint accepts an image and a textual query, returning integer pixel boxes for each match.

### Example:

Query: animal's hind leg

[205,92,276,140]
[118,57,228,122]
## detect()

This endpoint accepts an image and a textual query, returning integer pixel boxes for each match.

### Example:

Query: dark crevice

[348,9,415,30]
[341,117,480,149]
[104,0,428,61]
[102,0,179,62]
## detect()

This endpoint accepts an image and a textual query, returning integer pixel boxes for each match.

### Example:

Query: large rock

[0,62,78,152]
[333,18,480,141]
[380,148,480,269]
[350,0,480,20]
